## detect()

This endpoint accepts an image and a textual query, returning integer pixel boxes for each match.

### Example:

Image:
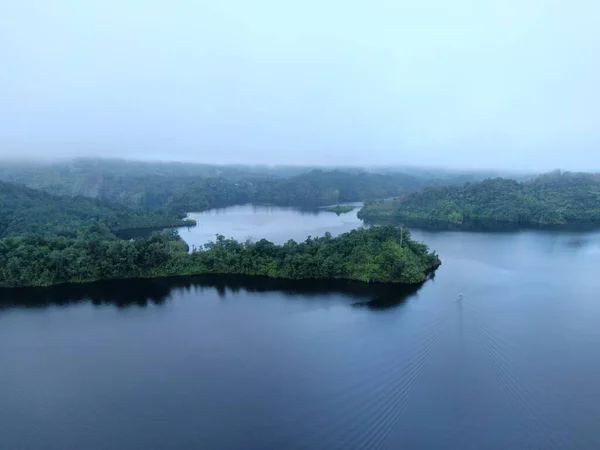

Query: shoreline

[0,262,441,291]
[358,215,600,232]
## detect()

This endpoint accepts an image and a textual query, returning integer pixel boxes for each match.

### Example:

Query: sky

[1,0,599,171]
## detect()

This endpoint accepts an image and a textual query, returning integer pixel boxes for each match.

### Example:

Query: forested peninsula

[358,171,600,229]
[0,180,440,288]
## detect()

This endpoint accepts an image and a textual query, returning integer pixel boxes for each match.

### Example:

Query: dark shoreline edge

[115,219,196,237]
[0,261,440,292]
[0,272,436,311]
[359,216,600,233]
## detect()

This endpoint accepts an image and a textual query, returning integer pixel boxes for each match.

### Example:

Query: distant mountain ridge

[0,158,512,212]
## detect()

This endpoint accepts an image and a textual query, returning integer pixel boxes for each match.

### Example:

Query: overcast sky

[1,1,599,170]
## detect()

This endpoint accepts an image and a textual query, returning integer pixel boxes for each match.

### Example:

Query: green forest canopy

[0,224,440,288]
[358,171,600,227]
[0,158,505,212]
[0,180,193,238]
[0,180,440,288]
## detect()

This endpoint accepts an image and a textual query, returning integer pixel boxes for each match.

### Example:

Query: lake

[2,205,600,449]
[180,203,364,249]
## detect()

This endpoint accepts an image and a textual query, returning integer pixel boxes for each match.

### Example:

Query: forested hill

[0,181,193,237]
[0,179,441,288]
[0,159,497,212]
[249,170,423,207]
[358,171,600,228]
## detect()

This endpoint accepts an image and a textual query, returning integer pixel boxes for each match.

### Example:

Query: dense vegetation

[187,226,440,284]
[0,181,193,237]
[358,171,600,228]
[0,158,501,213]
[0,178,440,288]
[0,223,440,288]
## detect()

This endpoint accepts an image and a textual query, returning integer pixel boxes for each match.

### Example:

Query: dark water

[2,206,600,449]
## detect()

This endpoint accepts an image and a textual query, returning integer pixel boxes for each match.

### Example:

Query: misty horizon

[2,1,599,171]
[0,155,544,176]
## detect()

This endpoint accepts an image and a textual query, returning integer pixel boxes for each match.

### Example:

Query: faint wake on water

[297,302,456,450]
[8,277,596,449]
[353,304,454,450]
[266,295,600,450]
[462,298,548,449]
[462,298,600,450]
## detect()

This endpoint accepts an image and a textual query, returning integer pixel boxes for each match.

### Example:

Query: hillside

[0,181,193,238]
[0,180,441,288]
[358,171,600,228]
[0,158,494,211]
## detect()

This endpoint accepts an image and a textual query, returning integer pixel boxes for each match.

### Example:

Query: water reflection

[0,279,174,309]
[0,275,426,311]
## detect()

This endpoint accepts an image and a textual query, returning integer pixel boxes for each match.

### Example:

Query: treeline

[0,180,190,287]
[358,171,600,228]
[0,225,440,288]
[0,229,187,287]
[0,181,193,238]
[0,158,496,212]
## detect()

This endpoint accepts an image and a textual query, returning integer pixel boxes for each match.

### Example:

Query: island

[358,171,600,229]
[0,180,440,288]
[323,205,355,215]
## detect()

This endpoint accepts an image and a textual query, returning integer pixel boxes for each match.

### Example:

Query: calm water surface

[181,203,363,249]
[2,205,600,449]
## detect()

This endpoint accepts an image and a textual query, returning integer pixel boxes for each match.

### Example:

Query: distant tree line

[0,180,193,238]
[358,171,600,228]
[0,158,498,213]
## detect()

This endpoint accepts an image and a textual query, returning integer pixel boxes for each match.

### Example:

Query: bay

[2,205,600,449]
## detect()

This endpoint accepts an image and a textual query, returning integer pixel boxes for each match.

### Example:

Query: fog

[1,1,599,171]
